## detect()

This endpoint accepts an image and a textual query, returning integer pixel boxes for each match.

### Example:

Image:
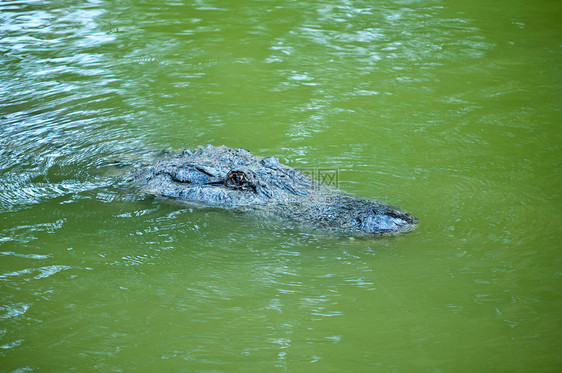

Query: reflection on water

[1,0,560,371]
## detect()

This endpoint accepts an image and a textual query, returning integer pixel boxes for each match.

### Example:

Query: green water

[1,0,561,371]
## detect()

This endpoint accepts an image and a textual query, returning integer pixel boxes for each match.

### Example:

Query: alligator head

[129,145,418,236]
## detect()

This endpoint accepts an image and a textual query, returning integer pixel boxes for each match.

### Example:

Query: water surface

[1,0,561,371]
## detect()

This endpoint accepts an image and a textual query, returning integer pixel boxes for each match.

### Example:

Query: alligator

[127,145,418,237]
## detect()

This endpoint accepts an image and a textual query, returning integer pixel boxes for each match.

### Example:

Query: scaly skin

[128,145,418,236]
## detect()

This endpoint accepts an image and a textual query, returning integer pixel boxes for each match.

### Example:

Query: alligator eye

[224,171,254,191]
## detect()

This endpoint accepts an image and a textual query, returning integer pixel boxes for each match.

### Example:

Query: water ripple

[0,251,51,260]
[0,265,71,282]
[0,303,29,320]
[0,1,156,213]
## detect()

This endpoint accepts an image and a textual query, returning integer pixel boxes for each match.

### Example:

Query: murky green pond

[1,0,560,371]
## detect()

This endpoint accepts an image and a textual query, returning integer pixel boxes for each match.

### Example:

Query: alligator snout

[353,208,418,234]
